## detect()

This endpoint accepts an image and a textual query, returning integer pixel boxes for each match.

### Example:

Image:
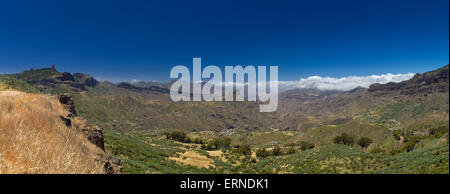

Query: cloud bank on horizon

[98,72,416,92]
[277,73,415,91]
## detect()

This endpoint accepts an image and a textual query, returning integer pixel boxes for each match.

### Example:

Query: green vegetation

[201,137,233,151]
[357,137,373,149]
[166,131,188,142]
[232,144,252,155]
[272,146,282,156]
[0,75,38,93]
[299,141,315,151]
[333,133,355,146]
[253,144,448,174]
[104,129,212,174]
[10,67,60,82]
[3,65,448,174]
[256,148,270,158]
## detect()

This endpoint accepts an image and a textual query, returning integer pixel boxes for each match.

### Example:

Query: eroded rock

[81,128,105,150]
[59,94,77,117]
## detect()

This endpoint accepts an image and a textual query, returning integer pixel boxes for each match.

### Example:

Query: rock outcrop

[57,94,122,174]
[59,93,77,117]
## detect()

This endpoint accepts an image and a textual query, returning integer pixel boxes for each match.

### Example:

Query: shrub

[369,147,386,154]
[357,137,373,149]
[201,143,215,151]
[333,133,355,146]
[210,139,221,149]
[393,130,402,141]
[299,141,315,151]
[233,144,252,155]
[284,142,297,147]
[256,148,270,158]
[429,125,449,138]
[285,147,297,155]
[193,138,204,144]
[166,131,187,142]
[220,137,232,148]
[390,137,420,154]
[272,146,282,156]
[201,137,232,151]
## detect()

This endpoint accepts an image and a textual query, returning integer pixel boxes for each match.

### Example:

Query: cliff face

[0,91,121,174]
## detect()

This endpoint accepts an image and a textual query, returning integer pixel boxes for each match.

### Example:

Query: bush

[333,133,355,146]
[272,146,282,156]
[210,139,221,149]
[233,144,252,155]
[166,131,187,142]
[256,148,270,158]
[429,125,449,138]
[285,147,297,155]
[284,142,297,147]
[201,143,215,151]
[220,137,232,148]
[192,138,204,144]
[357,137,373,149]
[393,130,402,141]
[390,137,420,154]
[201,137,232,151]
[299,141,315,151]
[369,147,386,154]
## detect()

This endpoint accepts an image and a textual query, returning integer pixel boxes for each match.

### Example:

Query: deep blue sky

[1,0,448,82]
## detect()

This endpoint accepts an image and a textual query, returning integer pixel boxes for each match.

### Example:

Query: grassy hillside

[0,91,104,173]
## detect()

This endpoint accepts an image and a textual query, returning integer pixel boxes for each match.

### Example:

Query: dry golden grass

[0,91,104,174]
[207,150,227,162]
[169,151,214,169]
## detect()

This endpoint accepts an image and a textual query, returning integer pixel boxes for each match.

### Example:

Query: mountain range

[0,64,448,174]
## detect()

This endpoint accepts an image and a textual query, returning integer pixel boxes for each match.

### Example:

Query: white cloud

[96,77,141,83]
[277,73,415,91]
[130,79,140,83]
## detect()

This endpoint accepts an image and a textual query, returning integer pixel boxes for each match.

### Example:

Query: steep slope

[0,90,120,174]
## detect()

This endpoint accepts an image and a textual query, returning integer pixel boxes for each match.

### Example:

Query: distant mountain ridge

[1,64,448,174]
[1,64,448,133]
[273,65,449,131]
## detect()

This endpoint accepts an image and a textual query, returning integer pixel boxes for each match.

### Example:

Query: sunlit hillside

[0,90,105,174]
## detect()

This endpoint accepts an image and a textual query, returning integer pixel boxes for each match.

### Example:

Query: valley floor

[104,129,449,174]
